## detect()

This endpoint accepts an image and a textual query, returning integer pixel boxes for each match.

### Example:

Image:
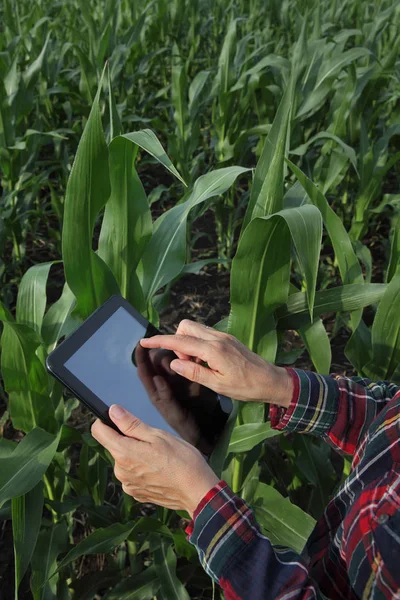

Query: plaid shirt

[186,369,400,599]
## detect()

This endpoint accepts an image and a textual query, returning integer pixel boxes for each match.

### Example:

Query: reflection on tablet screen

[64,307,229,452]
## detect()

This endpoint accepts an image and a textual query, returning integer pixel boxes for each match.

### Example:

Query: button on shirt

[186,369,400,599]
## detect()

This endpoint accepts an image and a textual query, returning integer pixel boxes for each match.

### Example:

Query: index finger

[140,334,213,362]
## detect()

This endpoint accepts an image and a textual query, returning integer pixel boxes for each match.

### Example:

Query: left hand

[91,405,220,518]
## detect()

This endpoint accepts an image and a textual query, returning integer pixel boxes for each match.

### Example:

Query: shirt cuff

[185,480,225,537]
[269,368,339,436]
[185,481,258,581]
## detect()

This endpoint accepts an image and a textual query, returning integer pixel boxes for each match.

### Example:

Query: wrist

[264,365,293,407]
[184,471,220,518]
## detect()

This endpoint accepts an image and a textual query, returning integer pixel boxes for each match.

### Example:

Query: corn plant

[0,73,250,598]
[0,0,400,598]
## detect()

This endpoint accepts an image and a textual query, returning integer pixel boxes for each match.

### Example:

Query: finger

[135,343,153,372]
[153,375,174,404]
[109,405,154,441]
[169,358,220,390]
[153,376,200,445]
[136,347,157,397]
[139,335,192,360]
[140,334,213,362]
[176,319,224,341]
[91,419,126,455]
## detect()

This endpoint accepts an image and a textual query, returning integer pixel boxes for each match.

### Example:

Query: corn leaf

[287,160,370,371]
[1,322,57,433]
[56,521,137,571]
[108,64,121,141]
[253,483,315,554]
[242,73,295,231]
[31,522,69,600]
[387,215,400,283]
[62,74,120,320]
[0,428,60,507]
[228,423,280,453]
[365,268,400,380]
[102,567,160,600]
[98,137,151,306]
[140,167,248,305]
[277,283,386,330]
[152,537,190,600]
[12,482,44,599]
[16,262,55,335]
[230,205,322,360]
[299,319,332,375]
[122,130,186,186]
[41,282,78,353]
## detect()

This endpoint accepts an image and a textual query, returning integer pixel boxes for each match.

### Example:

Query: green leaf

[57,521,136,571]
[365,268,400,380]
[228,422,280,453]
[108,64,121,141]
[1,322,57,433]
[152,537,190,600]
[387,215,400,283]
[69,569,123,600]
[287,160,369,371]
[12,482,44,598]
[98,137,151,304]
[287,161,363,286]
[242,73,295,231]
[315,48,371,91]
[16,263,55,335]
[140,167,248,304]
[0,428,60,507]
[23,34,51,88]
[41,283,79,353]
[102,566,160,600]
[290,131,358,177]
[122,130,186,186]
[253,483,315,554]
[299,319,331,375]
[31,522,69,600]
[62,72,120,320]
[229,205,322,361]
[293,437,335,518]
[277,283,386,330]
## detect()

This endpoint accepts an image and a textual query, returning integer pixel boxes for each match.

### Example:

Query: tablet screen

[64,306,229,450]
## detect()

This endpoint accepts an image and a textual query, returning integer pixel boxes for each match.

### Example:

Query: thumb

[109,405,153,440]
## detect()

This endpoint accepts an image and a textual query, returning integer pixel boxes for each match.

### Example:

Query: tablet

[46,295,232,455]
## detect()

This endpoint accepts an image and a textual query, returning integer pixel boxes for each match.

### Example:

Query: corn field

[0,0,400,597]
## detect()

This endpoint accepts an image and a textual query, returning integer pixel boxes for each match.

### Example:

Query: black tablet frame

[46,295,156,433]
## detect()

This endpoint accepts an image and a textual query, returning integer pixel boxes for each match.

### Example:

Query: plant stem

[232,454,243,494]
[43,474,58,523]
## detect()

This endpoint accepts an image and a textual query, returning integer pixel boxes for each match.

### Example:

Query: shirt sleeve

[185,481,327,600]
[269,368,400,456]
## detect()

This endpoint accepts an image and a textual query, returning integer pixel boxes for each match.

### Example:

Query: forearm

[269,369,400,456]
[186,482,324,600]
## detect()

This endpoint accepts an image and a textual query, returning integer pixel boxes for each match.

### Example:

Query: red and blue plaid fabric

[186,369,400,599]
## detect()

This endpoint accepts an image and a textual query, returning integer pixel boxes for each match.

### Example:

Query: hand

[135,343,214,454]
[91,405,220,518]
[140,320,293,407]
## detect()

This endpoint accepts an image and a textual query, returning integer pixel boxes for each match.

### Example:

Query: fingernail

[110,405,127,420]
[171,360,183,374]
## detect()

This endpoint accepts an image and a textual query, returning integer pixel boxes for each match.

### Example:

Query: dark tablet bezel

[45,295,155,432]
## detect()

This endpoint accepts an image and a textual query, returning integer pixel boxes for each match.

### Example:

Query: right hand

[140,320,293,407]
